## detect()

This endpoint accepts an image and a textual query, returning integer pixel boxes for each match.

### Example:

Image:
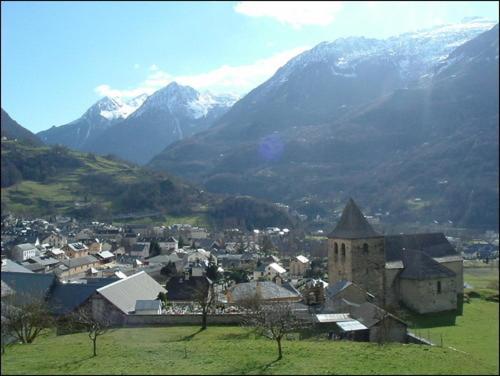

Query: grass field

[2,298,498,375]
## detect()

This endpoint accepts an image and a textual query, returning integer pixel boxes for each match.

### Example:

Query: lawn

[2,299,498,375]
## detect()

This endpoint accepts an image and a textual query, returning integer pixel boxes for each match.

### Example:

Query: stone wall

[384,268,402,307]
[369,317,407,343]
[351,238,385,303]
[439,261,463,294]
[399,277,457,314]
[122,314,245,326]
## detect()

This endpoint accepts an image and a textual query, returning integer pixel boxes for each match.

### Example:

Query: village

[2,199,498,347]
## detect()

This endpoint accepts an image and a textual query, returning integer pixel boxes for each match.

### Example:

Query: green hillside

[1,140,293,229]
[2,299,498,375]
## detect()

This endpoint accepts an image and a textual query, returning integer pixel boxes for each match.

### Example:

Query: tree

[160,261,177,279]
[1,295,54,345]
[205,255,221,283]
[149,240,161,257]
[69,306,112,357]
[178,235,186,248]
[190,279,215,330]
[156,292,168,309]
[241,298,309,360]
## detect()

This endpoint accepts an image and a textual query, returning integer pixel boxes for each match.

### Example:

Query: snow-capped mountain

[131,82,238,120]
[270,18,495,88]
[149,21,499,229]
[38,94,147,150]
[83,82,237,164]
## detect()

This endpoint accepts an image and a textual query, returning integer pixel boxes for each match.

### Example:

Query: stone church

[327,199,463,314]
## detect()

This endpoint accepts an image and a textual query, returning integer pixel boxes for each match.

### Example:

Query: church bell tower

[327,198,386,303]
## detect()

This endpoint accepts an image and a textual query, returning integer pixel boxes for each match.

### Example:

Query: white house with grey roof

[290,255,310,277]
[92,271,166,323]
[11,243,39,262]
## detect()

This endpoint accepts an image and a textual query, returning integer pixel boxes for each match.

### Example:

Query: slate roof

[13,243,38,251]
[97,271,166,314]
[229,281,301,302]
[328,199,380,239]
[325,280,353,299]
[62,255,99,269]
[352,302,407,328]
[384,233,458,262]
[47,279,115,316]
[166,276,211,301]
[399,249,456,280]
[0,272,56,302]
[1,259,34,273]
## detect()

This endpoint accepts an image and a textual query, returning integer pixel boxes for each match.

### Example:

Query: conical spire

[328,198,380,239]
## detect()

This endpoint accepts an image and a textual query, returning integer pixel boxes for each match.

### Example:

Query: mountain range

[38,85,238,164]
[5,18,499,229]
[147,20,499,229]
[1,109,43,147]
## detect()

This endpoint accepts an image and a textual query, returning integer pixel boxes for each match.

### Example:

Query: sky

[1,1,498,133]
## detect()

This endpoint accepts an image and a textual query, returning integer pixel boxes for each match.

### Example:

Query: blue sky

[1,1,498,133]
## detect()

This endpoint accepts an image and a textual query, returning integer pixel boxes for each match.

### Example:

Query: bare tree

[241,299,309,360]
[190,280,215,330]
[69,306,112,357]
[1,295,54,345]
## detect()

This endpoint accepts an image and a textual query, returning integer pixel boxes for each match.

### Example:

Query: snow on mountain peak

[271,19,496,85]
[132,82,238,119]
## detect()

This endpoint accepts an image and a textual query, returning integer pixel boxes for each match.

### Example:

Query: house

[323,280,375,311]
[351,302,408,343]
[39,231,67,248]
[217,254,243,269]
[253,264,266,280]
[1,271,57,303]
[290,255,310,277]
[159,236,178,253]
[47,248,66,260]
[11,243,39,262]
[1,258,34,273]
[265,262,286,279]
[57,255,100,278]
[22,255,60,273]
[166,275,212,304]
[134,300,162,315]
[130,242,150,259]
[63,242,89,258]
[147,253,183,273]
[227,281,302,304]
[96,250,115,264]
[327,198,463,314]
[93,271,167,323]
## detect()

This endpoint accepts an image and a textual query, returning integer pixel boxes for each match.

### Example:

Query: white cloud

[149,64,159,71]
[133,63,140,69]
[94,46,309,98]
[234,1,343,29]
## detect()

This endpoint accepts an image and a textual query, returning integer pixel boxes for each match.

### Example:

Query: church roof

[399,249,456,280]
[384,233,458,262]
[328,198,380,239]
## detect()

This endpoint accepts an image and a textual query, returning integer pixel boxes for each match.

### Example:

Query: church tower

[327,198,385,303]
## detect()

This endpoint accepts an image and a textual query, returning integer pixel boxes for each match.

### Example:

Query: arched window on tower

[437,281,442,294]
[334,242,338,262]
[363,243,369,254]
[341,243,346,261]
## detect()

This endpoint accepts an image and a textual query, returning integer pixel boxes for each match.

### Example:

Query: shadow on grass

[403,310,457,328]
[256,358,281,374]
[59,354,94,369]
[181,327,205,342]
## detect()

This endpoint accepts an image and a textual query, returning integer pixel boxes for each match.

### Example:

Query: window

[334,242,338,261]
[363,243,369,254]
[437,281,442,294]
[341,243,346,261]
